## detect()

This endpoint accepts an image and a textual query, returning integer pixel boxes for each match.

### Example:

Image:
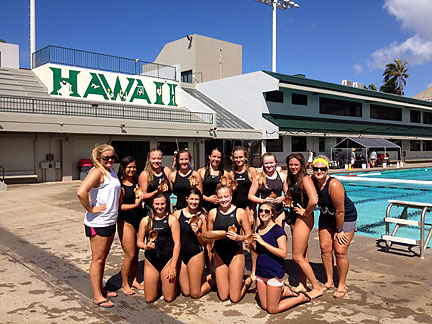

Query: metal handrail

[32,45,177,81]
[0,95,214,125]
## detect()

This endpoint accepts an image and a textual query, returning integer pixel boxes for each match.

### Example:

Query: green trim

[264,71,432,109]
[262,113,432,138]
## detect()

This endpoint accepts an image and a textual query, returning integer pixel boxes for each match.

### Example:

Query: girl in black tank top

[205,184,253,302]
[170,149,203,211]
[138,149,172,213]
[173,188,214,298]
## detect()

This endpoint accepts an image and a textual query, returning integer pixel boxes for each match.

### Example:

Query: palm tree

[379,59,409,95]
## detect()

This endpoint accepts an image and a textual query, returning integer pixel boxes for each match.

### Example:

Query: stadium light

[254,0,299,72]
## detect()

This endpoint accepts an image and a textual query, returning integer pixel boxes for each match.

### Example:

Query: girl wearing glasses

[137,193,180,303]
[138,148,172,211]
[170,149,203,210]
[284,153,322,299]
[311,155,357,299]
[77,144,121,308]
[205,184,253,302]
[250,203,311,313]
[248,153,287,227]
[117,156,145,295]
[173,188,214,298]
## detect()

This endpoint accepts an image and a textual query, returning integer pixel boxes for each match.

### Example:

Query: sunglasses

[101,155,116,161]
[313,166,327,172]
[258,208,272,215]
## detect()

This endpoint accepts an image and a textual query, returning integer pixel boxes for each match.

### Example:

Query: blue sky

[1,0,432,97]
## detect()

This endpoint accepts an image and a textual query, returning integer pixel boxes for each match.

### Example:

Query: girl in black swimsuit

[170,149,202,211]
[138,148,172,212]
[283,153,322,300]
[249,153,287,227]
[198,147,230,274]
[137,193,180,303]
[205,184,253,303]
[173,188,214,298]
[117,156,145,295]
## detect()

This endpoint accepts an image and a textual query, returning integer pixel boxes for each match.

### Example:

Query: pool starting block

[382,200,432,259]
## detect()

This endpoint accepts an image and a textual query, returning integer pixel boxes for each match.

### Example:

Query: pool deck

[1,176,432,324]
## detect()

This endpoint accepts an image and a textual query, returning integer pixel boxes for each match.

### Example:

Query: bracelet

[336,228,343,233]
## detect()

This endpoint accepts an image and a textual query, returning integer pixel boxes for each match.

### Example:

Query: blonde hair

[144,148,163,185]
[91,144,115,178]
[258,153,277,190]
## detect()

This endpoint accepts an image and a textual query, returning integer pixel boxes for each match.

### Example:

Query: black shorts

[84,224,116,237]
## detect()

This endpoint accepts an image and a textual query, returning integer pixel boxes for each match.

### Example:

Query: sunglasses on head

[258,208,272,215]
[101,154,116,161]
[313,166,327,172]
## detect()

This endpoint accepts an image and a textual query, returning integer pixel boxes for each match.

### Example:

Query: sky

[1,0,432,97]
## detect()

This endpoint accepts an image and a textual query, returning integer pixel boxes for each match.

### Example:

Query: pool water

[317,168,432,247]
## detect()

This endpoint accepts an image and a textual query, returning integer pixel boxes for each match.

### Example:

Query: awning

[262,113,432,138]
[331,137,402,161]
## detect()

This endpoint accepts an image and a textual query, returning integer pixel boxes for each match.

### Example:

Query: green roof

[264,71,432,109]
[262,113,432,138]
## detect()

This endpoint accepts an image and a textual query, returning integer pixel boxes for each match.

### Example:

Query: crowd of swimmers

[77,144,357,312]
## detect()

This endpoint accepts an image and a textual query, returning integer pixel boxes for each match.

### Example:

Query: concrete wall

[0,43,19,69]
[154,34,242,83]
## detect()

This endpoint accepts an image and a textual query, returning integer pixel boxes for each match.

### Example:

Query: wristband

[336,228,343,233]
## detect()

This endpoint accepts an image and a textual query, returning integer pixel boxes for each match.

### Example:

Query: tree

[379,59,409,95]
[368,83,377,91]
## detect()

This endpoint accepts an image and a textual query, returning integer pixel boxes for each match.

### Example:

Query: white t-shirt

[307,152,313,163]
[84,167,121,227]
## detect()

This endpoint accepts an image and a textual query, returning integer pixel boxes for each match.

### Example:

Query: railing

[0,96,214,125]
[32,45,177,81]
[0,165,4,183]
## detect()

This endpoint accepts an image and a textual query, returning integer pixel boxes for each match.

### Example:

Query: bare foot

[102,289,118,298]
[293,282,308,293]
[132,281,144,290]
[322,281,334,291]
[282,286,298,298]
[308,287,323,299]
[298,291,311,303]
[121,287,136,296]
[333,289,347,299]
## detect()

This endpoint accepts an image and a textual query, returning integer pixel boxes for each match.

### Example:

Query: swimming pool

[319,168,432,247]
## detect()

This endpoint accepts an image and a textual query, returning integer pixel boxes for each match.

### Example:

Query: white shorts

[256,276,284,287]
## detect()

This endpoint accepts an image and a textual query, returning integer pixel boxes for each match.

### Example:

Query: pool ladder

[382,200,432,259]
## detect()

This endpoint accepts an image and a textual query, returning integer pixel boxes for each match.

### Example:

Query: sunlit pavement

[1,180,431,323]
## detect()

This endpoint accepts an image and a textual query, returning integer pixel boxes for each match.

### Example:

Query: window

[291,136,307,152]
[410,140,421,151]
[389,139,402,147]
[181,70,192,83]
[265,91,284,103]
[423,112,432,124]
[370,104,402,121]
[319,97,362,117]
[266,138,283,152]
[157,142,188,155]
[410,110,421,123]
[423,141,432,151]
[292,93,307,106]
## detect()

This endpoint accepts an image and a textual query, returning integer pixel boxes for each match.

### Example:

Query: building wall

[196,71,279,139]
[0,43,19,69]
[154,34,242,83]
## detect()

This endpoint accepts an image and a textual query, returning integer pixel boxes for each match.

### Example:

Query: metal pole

[272,0,276,72]
[30,0,36,68]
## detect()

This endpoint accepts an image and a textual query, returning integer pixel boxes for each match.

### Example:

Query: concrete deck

[1,181,432,323]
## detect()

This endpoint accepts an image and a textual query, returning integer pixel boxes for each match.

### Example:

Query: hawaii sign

[33,64,179,107]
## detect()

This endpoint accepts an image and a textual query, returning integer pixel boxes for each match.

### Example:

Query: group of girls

[78,144,357,313]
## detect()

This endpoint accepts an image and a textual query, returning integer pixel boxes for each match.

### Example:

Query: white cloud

[368,34,432,69]
[367,0,432,69]
[383,0,432,38]
[428,83,432,89]
[353,63,363,74]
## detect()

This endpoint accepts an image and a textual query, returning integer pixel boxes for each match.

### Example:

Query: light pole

[254,0,299,72]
